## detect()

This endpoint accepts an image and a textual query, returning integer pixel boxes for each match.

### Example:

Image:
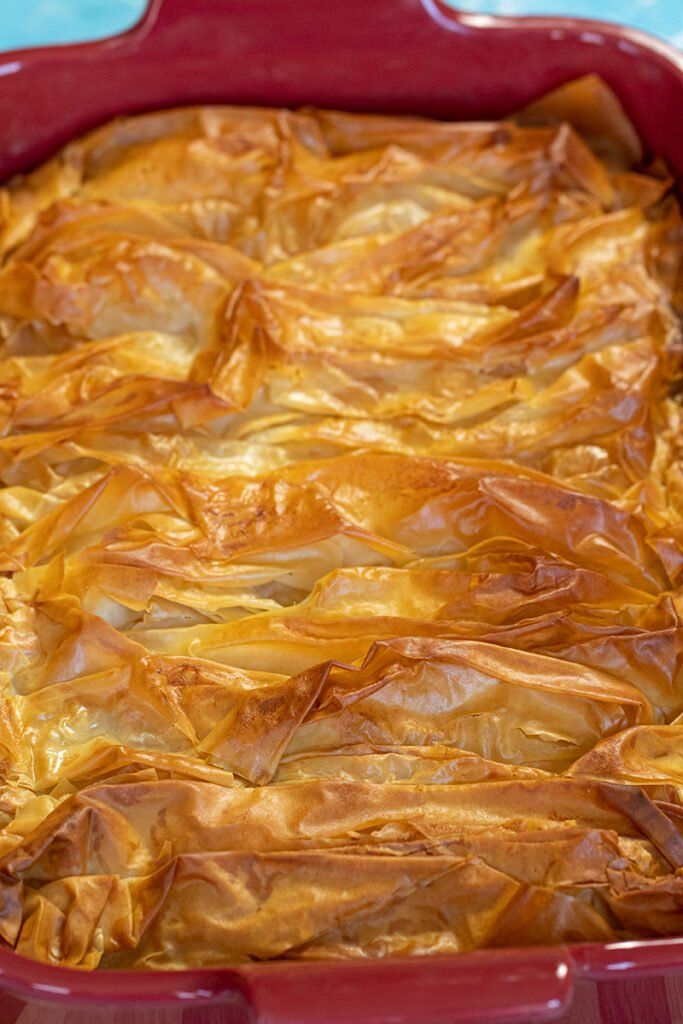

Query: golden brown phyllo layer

[0,75,681,969]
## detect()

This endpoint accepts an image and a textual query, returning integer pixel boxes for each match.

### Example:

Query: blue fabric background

[0,0,680,52]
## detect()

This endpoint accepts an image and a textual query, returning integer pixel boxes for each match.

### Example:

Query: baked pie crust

[0,76,681,968]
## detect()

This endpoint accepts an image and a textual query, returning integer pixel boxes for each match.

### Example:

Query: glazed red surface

[0,1,682,1021]
[0,0,682,182]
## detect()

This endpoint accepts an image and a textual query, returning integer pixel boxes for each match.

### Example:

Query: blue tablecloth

[1,0,681,51]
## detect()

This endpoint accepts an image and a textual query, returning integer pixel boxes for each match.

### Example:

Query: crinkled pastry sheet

[0,75,681,968]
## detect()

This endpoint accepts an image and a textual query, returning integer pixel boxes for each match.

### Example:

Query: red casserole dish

[0,1,682,1021]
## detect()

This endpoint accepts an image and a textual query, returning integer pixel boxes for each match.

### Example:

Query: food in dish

[0,76,681,968]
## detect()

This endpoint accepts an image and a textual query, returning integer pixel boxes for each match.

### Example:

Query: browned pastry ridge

[0,75,681,969]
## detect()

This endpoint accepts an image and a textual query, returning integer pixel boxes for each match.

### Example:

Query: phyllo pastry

[0,75,681,968]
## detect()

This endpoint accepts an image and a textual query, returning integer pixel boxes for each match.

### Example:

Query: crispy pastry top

[0,76,681,968]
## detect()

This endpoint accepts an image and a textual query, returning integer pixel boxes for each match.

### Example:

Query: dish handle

[238,949,575,1024]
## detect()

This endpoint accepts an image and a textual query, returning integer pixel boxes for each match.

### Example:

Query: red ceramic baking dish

[0,1,682,1022]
